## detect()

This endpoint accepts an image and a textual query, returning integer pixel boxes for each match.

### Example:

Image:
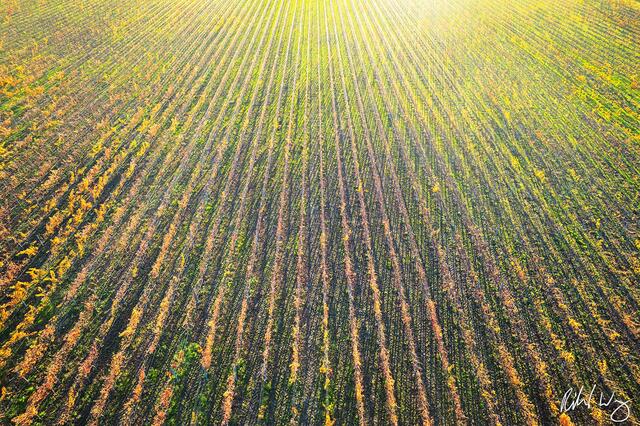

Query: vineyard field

[1,0,639,424]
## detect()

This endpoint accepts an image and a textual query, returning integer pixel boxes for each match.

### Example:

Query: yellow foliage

[568,168,580,181]
[17,244,37,257]
[46,212,64,235]
[568,318,581,332]
[8,281,30,304]
[57,256,72,277]
[120,307,142,338]
[560,350,575,364]
[44,198,57,213]
[26,268,46,281]
[67,389,76,410]
[510,155,521,169]
[325,413,335,426]
[8,330,28,345]
[559,413,574,426]
[0,347,12,359]
[598,359,607,374]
